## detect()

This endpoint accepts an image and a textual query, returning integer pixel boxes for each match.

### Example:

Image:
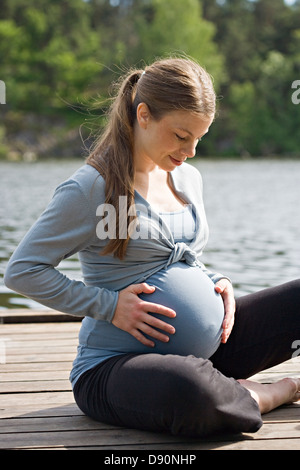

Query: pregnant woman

[5,57,300,437]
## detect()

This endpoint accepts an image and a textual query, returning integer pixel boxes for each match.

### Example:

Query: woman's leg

[211,279,300,379]
[73,352,262,437]
[210,279,300,414]
[237,377,300,414]
[73,280,300,437]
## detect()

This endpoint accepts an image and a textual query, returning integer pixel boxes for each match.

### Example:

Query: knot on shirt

[167,242,199,267]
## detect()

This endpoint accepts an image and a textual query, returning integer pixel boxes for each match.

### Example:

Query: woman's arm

[4,176,177,342]
[4,179,118,321]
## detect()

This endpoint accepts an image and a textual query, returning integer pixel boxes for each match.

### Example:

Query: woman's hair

[86,57,216,259]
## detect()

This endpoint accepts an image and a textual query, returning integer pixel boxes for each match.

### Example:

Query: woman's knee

[154,356,226,435]
[154,355,262,437]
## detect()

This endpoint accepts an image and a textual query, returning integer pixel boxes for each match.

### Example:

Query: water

[0,160,83,309]
[1,159,300,309]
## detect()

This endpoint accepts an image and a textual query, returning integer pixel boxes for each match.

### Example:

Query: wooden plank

[0,309,82,323]
[6,345,77,354]
[69,438,300,450]
[257,359,300,372]
[262,404,300,422]
[0,427,245,450]
[4,339,78,348]
[1,379,72,393]
[202,439,300,450]
[250,360,300,383]
[0,370,69,381]
[0,415,116,433]
[0,403,82,419]
[0,332,78,341]
[0,321,81,334]
[1,421,300,450]
[0,362,72,373]
[0,391,74,406]
[4,353,76,363]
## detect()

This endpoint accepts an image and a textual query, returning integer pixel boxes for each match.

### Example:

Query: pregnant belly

[138,262,224,358]
[80,262,225,360]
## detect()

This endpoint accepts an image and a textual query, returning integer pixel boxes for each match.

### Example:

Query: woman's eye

[175,134,186,141]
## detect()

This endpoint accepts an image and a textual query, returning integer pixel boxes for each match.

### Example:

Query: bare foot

[238,377,300,414]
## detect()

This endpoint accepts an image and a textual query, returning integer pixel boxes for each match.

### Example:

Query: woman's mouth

[169,156,185,166]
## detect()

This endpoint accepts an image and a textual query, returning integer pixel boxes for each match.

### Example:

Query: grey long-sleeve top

[4,162,227,321]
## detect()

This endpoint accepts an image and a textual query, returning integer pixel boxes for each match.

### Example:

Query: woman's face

[134,104,213,172]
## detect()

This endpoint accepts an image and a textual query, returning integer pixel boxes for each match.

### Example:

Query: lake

[1,158,300,309]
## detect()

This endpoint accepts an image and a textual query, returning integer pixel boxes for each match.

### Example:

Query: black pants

[73,280,300,437]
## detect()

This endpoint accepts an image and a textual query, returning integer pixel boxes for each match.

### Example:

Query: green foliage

[202,0,300,156]
[134,0,224,88]
[0,0,103,111]
[0,0,300,157]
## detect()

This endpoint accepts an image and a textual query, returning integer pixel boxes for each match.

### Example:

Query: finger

[131,283,156,295]
[131,322,172,347]
[222,310,234,329]
[214,284,223,294]
[222,307,235,328]
[221,291,236,323]
[221,316,234,343]
[226,296,236,313]
[222,308,235,329]
[221,302,235,341]
[221,327,231,343]
[138,321,172,343]
[143,313,176,335]
[141,301,176,318]
[214,279,229,292]
[131,329,155,348]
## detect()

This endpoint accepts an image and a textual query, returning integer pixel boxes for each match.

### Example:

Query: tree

[133,0,224,89]
[201,0,300,156]
[87,0,225,91]
[228,49,300,156]
[0,0,103,111]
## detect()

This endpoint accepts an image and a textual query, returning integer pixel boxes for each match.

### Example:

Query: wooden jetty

[1,308,300,451]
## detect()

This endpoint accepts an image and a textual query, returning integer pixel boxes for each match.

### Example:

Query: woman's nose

[180,142,197,158]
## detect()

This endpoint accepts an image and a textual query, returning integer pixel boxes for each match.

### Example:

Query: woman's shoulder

[57,163,106,204]
[69,163,105,189]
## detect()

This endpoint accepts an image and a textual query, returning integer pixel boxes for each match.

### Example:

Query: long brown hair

[86,57,216,259]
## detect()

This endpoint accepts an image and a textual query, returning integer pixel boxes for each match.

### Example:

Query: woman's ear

[136,102,151,129]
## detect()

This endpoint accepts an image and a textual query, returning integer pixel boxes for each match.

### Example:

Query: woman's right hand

[112,283,176,347]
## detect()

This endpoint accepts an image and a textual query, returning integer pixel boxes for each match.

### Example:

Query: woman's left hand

[214,278,236,343]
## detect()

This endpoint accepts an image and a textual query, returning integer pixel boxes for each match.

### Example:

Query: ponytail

[87,69,144,259]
